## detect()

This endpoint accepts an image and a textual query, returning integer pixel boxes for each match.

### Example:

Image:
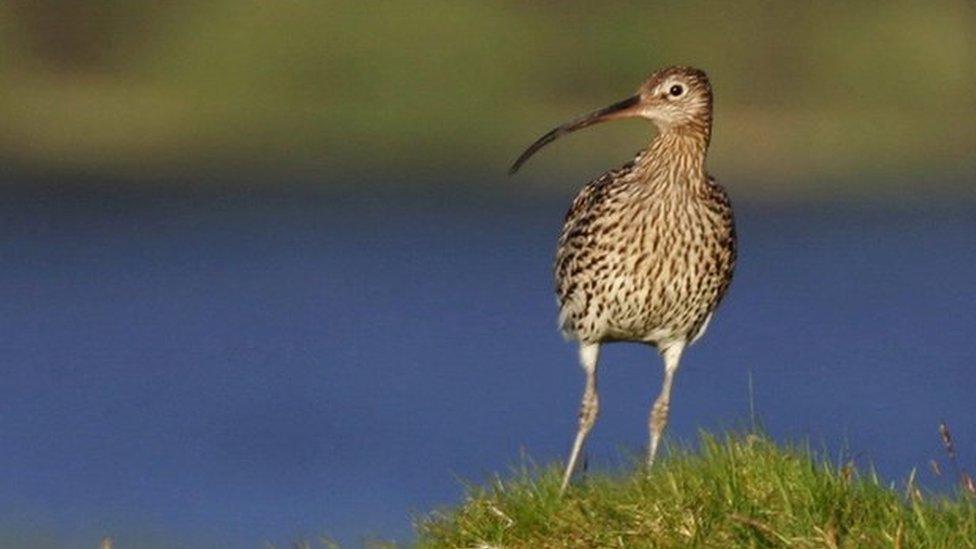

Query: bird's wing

[705,174,737,269]
[561,163,633,225]
[701,174,738,314]
[554,163,637,323]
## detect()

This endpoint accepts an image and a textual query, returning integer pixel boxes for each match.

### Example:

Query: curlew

[510,66,737,493]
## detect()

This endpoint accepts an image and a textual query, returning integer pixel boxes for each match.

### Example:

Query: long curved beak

[509,94,641,175]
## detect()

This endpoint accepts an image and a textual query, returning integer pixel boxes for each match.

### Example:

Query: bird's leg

[647,341,685,470]
[560,343,600,495]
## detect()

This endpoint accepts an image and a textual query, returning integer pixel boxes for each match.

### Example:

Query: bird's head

[636,66,712,130]
[509,66,712,174]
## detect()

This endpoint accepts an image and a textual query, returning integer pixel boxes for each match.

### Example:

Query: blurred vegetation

[0,1,973,197]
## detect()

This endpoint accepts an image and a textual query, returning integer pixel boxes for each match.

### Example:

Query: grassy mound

[416,433,976,547]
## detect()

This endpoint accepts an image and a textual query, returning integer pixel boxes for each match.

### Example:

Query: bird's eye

[669,84,684,97]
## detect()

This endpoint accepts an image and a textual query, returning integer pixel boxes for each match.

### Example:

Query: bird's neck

[635,124,710,188]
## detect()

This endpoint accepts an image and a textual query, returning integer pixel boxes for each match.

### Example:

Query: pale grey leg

[648,341,686,469]
[560,342,600,494]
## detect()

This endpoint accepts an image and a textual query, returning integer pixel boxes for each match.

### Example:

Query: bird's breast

[555,183,735,345]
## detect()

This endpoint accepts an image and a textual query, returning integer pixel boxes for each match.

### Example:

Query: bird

[509,66,736,494]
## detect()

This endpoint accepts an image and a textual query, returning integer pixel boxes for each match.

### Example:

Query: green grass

[416,432,976,548]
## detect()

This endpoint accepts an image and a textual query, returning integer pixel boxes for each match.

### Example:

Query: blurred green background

[1,1,974,197]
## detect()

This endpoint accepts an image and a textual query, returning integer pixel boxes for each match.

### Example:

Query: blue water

[0,182,974,547]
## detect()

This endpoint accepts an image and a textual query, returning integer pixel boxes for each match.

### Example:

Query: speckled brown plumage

[511,66,737,494]
[555,136,736,347]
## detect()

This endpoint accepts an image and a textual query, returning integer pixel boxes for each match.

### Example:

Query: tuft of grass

[416,432,976,548]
